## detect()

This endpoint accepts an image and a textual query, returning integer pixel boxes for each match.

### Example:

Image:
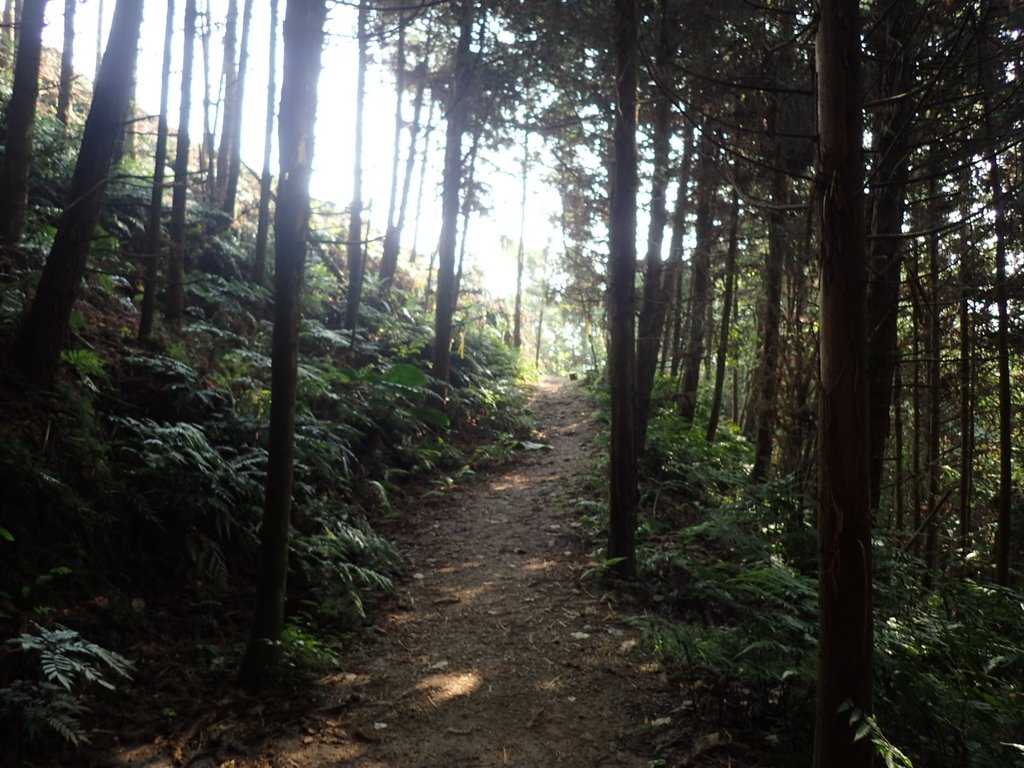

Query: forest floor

[87,377,707,768]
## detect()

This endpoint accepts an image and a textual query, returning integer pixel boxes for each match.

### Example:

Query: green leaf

[0,526,13,542]
[410,405,450,429]
[383,363,428,388]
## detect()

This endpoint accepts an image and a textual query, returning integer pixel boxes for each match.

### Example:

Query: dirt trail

[280,376,671,767]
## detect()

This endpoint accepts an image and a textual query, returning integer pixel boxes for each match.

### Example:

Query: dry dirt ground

[99,377,688,768]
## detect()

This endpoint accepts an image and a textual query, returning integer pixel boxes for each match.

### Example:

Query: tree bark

[606,0,639,580]
[677,130,715,423]
[10,0,143,383]
[812,0,872,764]
[214,0,238,205]
[634,0,674,449]
[165,0,198,327]
[706,189,739,443]
[239,0,326,691]
[431,1,473,385]
[138,0,177,342]
[344,0,369,332]
[866,0,914,509]
[512,134,529,350]
[222,0,253,217]
[378,16,409,294]
[251,0,279,285]
[0,0,49,246]
[56,0,76,124]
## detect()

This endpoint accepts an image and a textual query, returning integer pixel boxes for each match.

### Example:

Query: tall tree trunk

[750,162,787,481]
[866,0,914,509]
[634,0,674,449]
[0,0,15,69]
[344,0,369,332]
[409,99,437,267]
[512,134,529,350]
[534,280,546,368]
[215,0,238,205]
[239,0,326,691]
[958,232,974,567]
[94,0,103,82]
[706,189,739,443]
[165,0,198,327]
[56,0,76,124]
[606,0,639,580]
[10,0,143,383]
[924,200,942,578]
[431,0,473,385]
[812,0,872,764]
[138,0,177,342]
[677,130,715,423]
[200,1,216,200]
[222,0,252,217]
[251,0,279,285]
[378,17,408,294]
[0,0,49,246]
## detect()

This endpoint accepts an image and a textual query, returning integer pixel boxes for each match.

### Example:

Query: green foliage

[0,624,132,747]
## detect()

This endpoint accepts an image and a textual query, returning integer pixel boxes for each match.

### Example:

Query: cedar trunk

[251,0,279,285]
[239,0,326,690]
[10,0,143,383]
[813,0,873,765]
[344,0,369,331]
[56,0,75,124]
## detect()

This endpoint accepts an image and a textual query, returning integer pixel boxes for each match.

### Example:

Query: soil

[90,377,689,768]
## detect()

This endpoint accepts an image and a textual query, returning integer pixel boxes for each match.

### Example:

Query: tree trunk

[812,0,872,764]
[10,0,143,383]
[238,0,326,691]
[378,17,408,294]
[0,0,15,69]
[222,0,252,217]
[344,0,369,332]
[958,231,973,567]
[606,0,639,580]
[512,134,529,350]
[56,0,76,124]
[923,201,942,579]
[165,0,198,327]
[138,0,177,342]
[677,131,715,423]
[251,0,279,285]
[750,163,787,481]
[706,189,739,443]
[0,0,49,246]
[866,0,914,510]
[215,0,238,205]
[94,0,103,81]
[431,0,473,385]
[200,1,216,200]
[634,0,674,449]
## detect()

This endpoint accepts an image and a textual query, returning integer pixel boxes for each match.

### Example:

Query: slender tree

[56,0,76,124]
[707,189,739,443]
[239,0,327,690]
[812,0,872,764]
[165,0,198,326]
[214,0,239,204]
[10,0,144,383]
[344,0,369,331]
[222,0,253,217]
[431,0,473,385]
[606,0,639,580]
[138,0,177,341]
[512,134,529,350]
[251,0,279,285]
[0,0,50,246]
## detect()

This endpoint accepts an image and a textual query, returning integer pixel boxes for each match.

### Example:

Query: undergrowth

[585,375,1024,768]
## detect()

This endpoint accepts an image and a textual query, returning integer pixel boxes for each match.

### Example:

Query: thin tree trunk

[409,99,437,267]
[866,0,914,509]
[894,357,905,531]
[10,0,144,383]
[924,198,942,578]
[750,162,787,481]
[215,0,238,205]
[344,0,369,332]
[431,0,473,385]
[238,0,326,691]
[222,0,253,218]
[812,0,872,764]
[606,0,639,580]
[251,0,279,285]
[165,0,198,327]
[958,232,974,567]
[634,0,674,449]
[200,1,216,200]
[56,0,76,124]
[534,280,546,368]
[0,0,49,246]
[378,17,408,293]
[677,130,715,423]
[512,134,529,350]
[94,0,103,82]
[706,189,739,443]
[138,0,177,342]
[1,0,15,69]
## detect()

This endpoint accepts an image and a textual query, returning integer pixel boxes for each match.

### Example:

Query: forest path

[281,376,672,767]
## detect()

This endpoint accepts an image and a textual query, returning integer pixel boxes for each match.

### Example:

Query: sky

[40,0,562,301]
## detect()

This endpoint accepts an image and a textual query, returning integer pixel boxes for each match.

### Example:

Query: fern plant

[1,624,132,747]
